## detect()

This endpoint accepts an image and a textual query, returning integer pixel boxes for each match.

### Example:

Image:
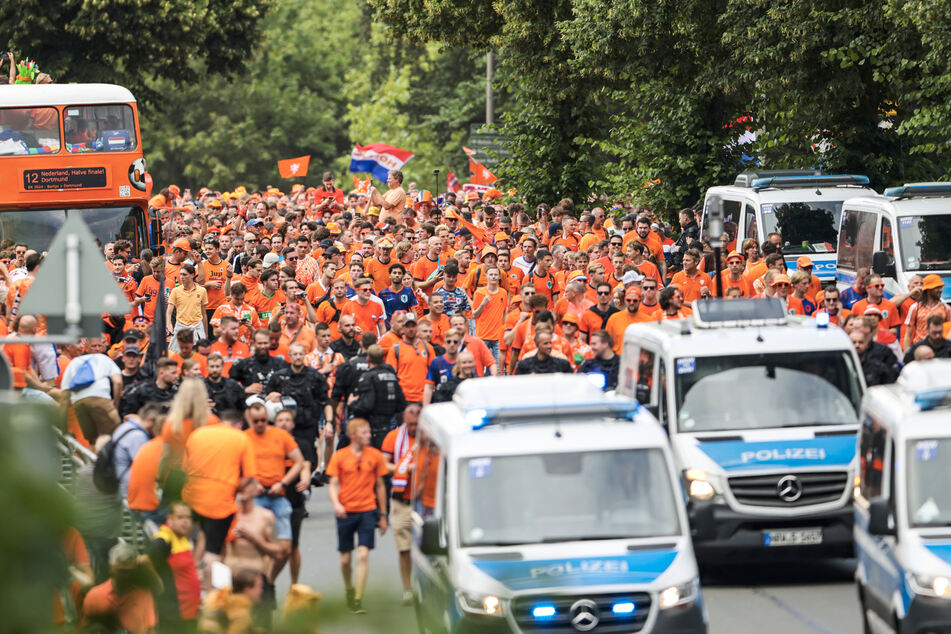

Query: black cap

[122,329,143,341]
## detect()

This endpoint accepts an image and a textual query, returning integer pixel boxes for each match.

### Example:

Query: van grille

[512,592,651,633]
[728,471,849,508]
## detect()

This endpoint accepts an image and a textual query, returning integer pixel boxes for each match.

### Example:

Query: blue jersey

[379,286,418,321]
[432,286,470,316]
[426,355,456,386]
[840,286,866,310]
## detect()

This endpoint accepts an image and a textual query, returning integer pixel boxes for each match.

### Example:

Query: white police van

[855,360,951,633]
[701,170,875,281]
[835,182,951,302]
[411,373,706,633]
[616,298,866,562]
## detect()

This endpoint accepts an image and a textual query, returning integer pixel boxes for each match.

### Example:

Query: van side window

[744,204,758,242]
[858,416,887,500]
[839,209,876,272]
[636,349,657,406]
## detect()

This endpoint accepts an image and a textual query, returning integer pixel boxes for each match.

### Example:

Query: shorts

[390,497,413,552]
[254,495,293,541]
[73,396,121,444]
[336,509,378,552]
[196,513,234,556]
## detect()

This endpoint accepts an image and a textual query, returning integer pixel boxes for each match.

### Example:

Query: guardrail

[56,429,152,552]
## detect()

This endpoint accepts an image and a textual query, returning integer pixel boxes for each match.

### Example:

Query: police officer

[265,342,333,472]
[204,352,245,414]
[348,344,406,449]
[230,328,289,393]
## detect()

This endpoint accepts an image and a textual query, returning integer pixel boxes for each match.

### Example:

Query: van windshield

[458,449,680,547]
[907,438,951,527]
[761,202,842,254]
[675,351,862,433]
[0,207,144,253]
[898,215,951,272]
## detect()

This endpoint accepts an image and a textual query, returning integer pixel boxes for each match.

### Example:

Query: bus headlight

[685,468,719,502]
[908,573,951,598]
[457,591,505,616]
[660,579,699,609]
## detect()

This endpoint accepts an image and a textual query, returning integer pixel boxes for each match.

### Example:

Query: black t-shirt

[330,336,360,361]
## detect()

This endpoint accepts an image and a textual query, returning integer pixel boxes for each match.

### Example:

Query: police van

[616,298,866,561]
[411,373,706,633]
[854,360,951,633]
[835,182,951,302]
[701,170,875,281]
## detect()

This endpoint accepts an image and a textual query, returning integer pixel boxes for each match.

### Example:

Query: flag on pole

[349,143,414,183]
[278,155,311,179]
[462,146,477,156]
[446,170,461,193]
[352,175,371,194]
[468,156,498,186]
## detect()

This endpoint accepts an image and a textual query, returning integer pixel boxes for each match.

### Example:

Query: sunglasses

[610,242,622,246]
[596,291,611,296]
[773,283,791,288]
[868,283,884,289]
[285,256,298,262]
[642,286,657,290]
[445,339,461,344]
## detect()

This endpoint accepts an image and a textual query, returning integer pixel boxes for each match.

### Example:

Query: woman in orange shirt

[160,378,211,502]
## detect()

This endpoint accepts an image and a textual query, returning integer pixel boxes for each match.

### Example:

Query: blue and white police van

[855,360,951,633]
[836,182,951,303]
[616,298,866,561]
[411,373,706,633]
[701,170,876,281]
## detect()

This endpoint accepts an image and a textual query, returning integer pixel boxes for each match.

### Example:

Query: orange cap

[494,231,511,243]
[172,238,191,251]
[481,246,498,257]
[562,312,580,325]
[326,222,341,234]
[625,287,642,300]
[796,256,814,268]
[922,274,944,291]
[770,274,792,286]
[726,250,744,262]
[566,270,587,283]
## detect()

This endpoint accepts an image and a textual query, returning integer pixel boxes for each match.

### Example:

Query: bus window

[0,206,146,253]
[64,104,137,153]
[0,107,62,155]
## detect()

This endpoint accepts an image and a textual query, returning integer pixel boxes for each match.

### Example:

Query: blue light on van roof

[750,174,869,190]
[465,408,489,429]
[532,605,557,619]
[884,183,951,199]
[612,601,636,615]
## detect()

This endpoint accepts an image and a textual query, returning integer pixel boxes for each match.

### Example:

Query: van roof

[622,317,854,358]
[843,192,951,216]
[705,183,875,205]
[1,84,136,108]
[863,361,951,439]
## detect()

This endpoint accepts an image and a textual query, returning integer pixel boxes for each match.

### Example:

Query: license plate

[763,528,823,546]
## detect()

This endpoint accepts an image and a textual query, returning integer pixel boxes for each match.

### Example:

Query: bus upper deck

[0,83,154,253]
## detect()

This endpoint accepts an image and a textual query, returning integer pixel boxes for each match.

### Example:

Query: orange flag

[468,156,498,185]
[278,155,311,179]
[352,175,371,193]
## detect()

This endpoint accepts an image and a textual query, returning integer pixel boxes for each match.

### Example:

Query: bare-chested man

[224,479,284,614]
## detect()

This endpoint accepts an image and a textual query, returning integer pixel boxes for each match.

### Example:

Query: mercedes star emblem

[569,598,600,632]
[777,474,804,502]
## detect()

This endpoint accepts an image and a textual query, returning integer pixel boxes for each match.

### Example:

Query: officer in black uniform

[204,352,245,414]
[264,342,332,470]
[348,344,407,449]
[229,328,288,393]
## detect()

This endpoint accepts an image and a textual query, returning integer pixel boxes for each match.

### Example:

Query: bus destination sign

[22,167,108,191]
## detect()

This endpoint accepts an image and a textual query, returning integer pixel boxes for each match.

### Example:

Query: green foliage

[0,0,270,97]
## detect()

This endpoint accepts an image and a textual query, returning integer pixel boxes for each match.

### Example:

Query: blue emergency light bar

[913,389,951,412]
[465,400,641,430]
[884,182,951,199]
[750,174,869,191]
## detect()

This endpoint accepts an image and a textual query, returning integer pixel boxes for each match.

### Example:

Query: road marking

[753,587,841,634]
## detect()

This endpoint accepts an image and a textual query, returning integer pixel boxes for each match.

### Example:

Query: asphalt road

[281,493,866,634]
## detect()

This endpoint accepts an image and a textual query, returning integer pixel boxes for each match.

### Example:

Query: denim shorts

[254,494,293,541]
[336,509,378,552]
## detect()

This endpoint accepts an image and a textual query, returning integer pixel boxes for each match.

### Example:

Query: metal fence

[55,429,152,552]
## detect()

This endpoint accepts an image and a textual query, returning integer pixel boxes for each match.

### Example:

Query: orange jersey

[670,270,714,303]
[341,299,385,335]
[386,339,435,402]
[168,352,208,377]
[528,268,562,308]
[245,426,298,488]
[251,290,285,322]
[182,422,257,519]
[202,259,229,310]
[473,287,509,341]
[135,275,162,322]
[209,339,251,375]
[605,309,654,353]
[720,271,755,297]
[364,257,395,293]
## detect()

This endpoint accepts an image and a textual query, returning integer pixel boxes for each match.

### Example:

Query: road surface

[282,493,864,633]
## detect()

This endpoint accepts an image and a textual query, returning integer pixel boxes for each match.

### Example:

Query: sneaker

[346,587,356,611]
[400,590,414,606]
[351,598,367,615]
[311,471,328,488]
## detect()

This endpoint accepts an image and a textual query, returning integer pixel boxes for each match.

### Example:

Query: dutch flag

[349,143,415,183]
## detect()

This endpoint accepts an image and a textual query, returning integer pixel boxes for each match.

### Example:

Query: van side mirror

[872,251,896,278]
[690,503,717,542]
[420,517,447,556]
[868,497,896,536]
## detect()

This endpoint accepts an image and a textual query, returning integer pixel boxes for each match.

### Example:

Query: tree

[0,0,270,98]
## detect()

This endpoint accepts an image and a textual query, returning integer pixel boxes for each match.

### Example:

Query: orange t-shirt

[82,580,156,634]
[209,340,251,376]
[636,260,662,285]
[341,299,385,335]
[501,266,525,295]
[720,271,755,297]
[852,297,902,330]
[429,313,451,346]
[670,270,714,303]
[202,260,229,310]
[182,422,256,519]
[378,331,400,355]
[314,298,345,338]
[251,290,285,322]
[411,255,442,284]
[135,275,162,322]
[364,257,395,293]
[325,445,387,513]
[169,351,208,377]
[127,437,163,512]
[245,426,298,488]
[386,339,435,402]
[279,323,317,354]
[605,309,654,353]
[528,269,561,308]
[473,287,509,341]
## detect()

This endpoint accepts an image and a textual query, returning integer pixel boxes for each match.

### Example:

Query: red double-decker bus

[0,83,157,252]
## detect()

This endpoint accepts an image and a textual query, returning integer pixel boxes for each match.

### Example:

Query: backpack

[92,426,143,494]
[68,357,98,392]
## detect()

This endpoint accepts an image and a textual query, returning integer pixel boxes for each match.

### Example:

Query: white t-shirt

[60,354,121,402]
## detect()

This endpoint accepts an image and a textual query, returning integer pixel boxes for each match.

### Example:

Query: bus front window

[0,107,61,155]
[64,104,137,153]
[0,207,145,253]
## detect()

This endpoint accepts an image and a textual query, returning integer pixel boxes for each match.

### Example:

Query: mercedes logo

[569,599,600,632]
[777,475,803,502]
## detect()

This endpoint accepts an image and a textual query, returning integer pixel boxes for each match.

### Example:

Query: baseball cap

[443,208,460,220]
[566,270,587,284]
[863,305,883,316]
[172,238,190,251]
[562,312,580,325]
[367,206,381,217]
[246,219,263,227]
[621,270,643,286]
[326,222,341,235]
[122,344,143,357]
[625,287,642,301]
[403,314,418,324]
[262,253,280,268]
[770,274,792,286]
[122,329,143,341]
[378,238,394,249]
[465,191,480,202]
[726,250,744,262]
[494,231,511,243]
[796,256,815,268]
[325,246,342,256]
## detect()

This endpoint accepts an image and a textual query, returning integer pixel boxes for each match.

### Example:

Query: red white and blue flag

[349,143,414,183]
[446,170,461,193]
